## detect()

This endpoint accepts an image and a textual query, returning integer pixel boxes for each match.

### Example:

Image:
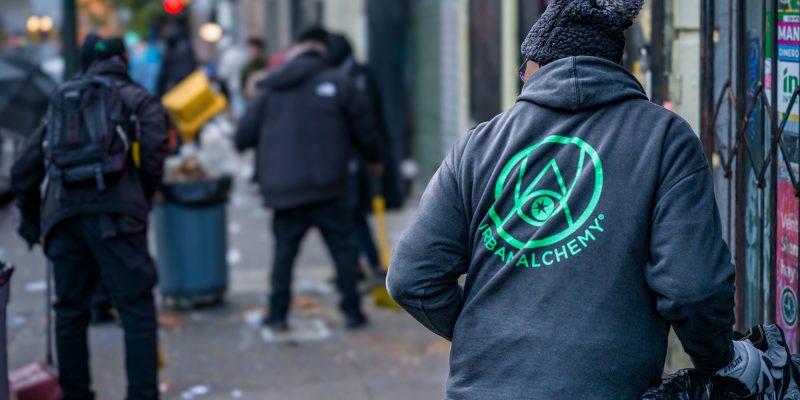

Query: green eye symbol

[529,196,556,222]
[486,135,603,250]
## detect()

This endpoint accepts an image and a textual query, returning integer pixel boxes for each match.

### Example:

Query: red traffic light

[164,0,184,14]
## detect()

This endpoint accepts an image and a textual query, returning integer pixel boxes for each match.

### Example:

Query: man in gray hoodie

[387,0,787,398]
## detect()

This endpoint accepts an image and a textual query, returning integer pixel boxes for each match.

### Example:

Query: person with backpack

[387,0,788,398]
[75,32,118,326]
[12,37,168,400]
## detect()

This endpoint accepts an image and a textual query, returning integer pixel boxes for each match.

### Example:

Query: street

[2,163,449,400]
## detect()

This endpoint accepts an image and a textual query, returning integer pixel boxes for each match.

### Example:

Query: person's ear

[523,61,541,82]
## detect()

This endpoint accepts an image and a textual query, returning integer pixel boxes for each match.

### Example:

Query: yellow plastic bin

[162,70,228,143]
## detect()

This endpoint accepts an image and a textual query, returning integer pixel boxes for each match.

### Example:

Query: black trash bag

[641,357,800,400]
[161,176,233,206]
[642,325,798,400]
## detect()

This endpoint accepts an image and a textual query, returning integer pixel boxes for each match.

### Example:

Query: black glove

[17,219,41,249]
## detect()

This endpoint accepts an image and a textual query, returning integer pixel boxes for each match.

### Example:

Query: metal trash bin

[154,176,231,309]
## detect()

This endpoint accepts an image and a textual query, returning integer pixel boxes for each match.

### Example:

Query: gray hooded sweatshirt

[387,56,735,399]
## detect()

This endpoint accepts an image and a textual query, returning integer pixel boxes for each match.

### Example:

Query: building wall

[242,0,268,43]
[262,0,293,55]
[669,0,701,132]
[258,0,367,60]
[468,0,502,124]
[1,0,60,36]
[1,0,32,36]
[410,0,519,185]
[501,0,520,110]
[322,0,367,62]
[440,0,469,154]
[410,0,445,184]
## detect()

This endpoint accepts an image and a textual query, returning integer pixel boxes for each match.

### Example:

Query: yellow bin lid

[162,70,228,140]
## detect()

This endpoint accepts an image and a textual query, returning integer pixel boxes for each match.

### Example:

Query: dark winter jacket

[235,51,382,210]
[387,56,736,399]
[156,32,197,96]
[12,56,169,241]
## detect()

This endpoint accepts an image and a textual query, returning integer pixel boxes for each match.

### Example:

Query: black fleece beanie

[521,0,644,66]
[80,33,102,73]
[95,38,126,61]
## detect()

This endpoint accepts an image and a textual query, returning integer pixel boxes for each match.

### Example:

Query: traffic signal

[164,0,184,14]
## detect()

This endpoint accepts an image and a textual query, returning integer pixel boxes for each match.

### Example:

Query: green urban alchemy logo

[478,135,605,269]
[487,135,603,249]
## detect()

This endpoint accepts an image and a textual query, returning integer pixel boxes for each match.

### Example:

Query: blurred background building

[0,0,700,193]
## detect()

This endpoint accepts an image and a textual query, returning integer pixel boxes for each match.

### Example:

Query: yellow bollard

[371,194,401,309]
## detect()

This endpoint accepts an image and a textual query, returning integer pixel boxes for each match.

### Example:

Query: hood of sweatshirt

[518,56,648,112]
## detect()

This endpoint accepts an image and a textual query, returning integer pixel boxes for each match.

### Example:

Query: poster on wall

[775,0,800,353]
[777,11,800,120]
[777,168,799,353]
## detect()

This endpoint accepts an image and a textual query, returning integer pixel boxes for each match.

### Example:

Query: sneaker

[262,317,289,332]
[345,313,368,330]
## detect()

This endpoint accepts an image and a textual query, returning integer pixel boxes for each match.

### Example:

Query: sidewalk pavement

[0,172,449,400]
[0,163,691,399]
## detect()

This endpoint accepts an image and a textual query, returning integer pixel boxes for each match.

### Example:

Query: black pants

[346,161,380,272]
[91,281,112,317]
[45,216,158,400]
[269,200,361,320]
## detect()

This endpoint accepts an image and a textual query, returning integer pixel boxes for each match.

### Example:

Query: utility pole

[699,0,715,162]
[62,0,78,79]
[650,0,666,106]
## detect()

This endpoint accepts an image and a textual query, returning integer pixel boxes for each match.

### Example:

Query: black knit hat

[521,0,644,66]
[80,32,102,73]
[95,38,126,61]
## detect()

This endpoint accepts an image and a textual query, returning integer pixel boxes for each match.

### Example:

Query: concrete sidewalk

[1,175,449,399]
[0,161,692,399]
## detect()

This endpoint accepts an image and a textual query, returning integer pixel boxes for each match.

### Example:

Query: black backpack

[44,75,136,191]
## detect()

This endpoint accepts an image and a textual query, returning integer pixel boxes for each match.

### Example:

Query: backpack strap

[94,75,131,188]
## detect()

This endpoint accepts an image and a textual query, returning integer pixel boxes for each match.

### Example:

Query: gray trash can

[154,176,231,309]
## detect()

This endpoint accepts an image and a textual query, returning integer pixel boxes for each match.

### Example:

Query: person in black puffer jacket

[235,27,383,331]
